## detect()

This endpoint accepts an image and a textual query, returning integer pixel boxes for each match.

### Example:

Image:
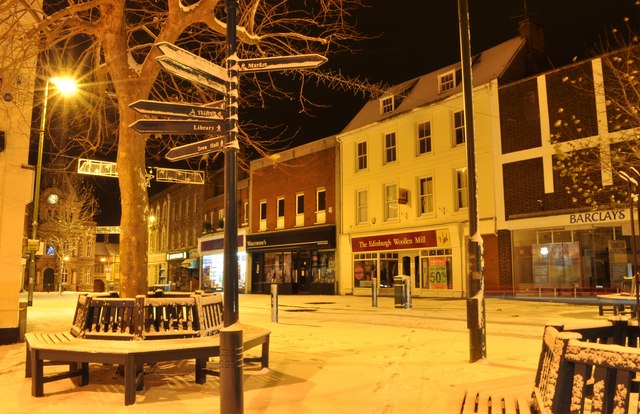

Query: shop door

[251,253,266,294]
[294,251,312,294]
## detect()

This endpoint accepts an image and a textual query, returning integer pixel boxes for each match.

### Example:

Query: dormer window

[381,96,394,114]
[438,70,456,93]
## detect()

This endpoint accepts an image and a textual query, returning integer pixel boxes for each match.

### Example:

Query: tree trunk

[117,105,149,298]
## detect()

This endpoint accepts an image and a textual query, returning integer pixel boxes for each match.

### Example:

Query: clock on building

[47,193,59,204]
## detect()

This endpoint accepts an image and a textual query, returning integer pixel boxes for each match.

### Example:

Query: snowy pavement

[1,292,605,413]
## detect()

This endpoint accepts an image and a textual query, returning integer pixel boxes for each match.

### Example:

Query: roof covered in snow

[341,36,527,134]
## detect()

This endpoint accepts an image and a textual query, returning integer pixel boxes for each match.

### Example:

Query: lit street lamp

[27,76,78,306]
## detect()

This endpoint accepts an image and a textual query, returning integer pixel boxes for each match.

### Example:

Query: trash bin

[393,276,406,308]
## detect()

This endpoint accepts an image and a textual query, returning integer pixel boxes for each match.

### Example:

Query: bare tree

[38,173,99,290]
[1,0,367,297]
[554,21,640,209]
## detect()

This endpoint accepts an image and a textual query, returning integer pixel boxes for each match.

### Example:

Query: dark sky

[96,0,640,225]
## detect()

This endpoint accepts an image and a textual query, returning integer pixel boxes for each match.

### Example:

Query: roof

[340,37,526,134]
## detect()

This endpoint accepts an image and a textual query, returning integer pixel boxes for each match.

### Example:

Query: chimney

[519,18,548,74]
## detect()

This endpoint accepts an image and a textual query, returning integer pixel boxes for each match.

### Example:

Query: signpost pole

[220,1,242,413]
[458,0,486,362]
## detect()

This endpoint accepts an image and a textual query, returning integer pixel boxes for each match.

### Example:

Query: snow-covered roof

[341,37,526,134]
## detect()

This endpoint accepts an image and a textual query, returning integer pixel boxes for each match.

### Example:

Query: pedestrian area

[2,292,604,413]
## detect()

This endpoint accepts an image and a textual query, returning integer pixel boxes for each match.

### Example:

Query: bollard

[405,278,412,309]
[220,326,244,414]
[270,283,278,323]
[371,277,378,308]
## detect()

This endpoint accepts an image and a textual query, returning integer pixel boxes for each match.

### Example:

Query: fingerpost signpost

[127,3,327,411]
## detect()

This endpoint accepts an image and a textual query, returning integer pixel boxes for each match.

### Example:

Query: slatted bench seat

[25,292,270,405]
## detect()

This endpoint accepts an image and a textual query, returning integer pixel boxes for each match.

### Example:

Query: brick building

[495,47,640,296]
[247,136,337,294]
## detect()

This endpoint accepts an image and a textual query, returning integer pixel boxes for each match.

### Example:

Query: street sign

[27,239,39,252]
[129,119,225,135]
[156,57,227,94]
[156,42,229,82]
[238,54,328,73]
[165,136,224,162]
[129,100,225,120]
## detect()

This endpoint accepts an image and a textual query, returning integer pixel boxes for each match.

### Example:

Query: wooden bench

[597,293,637,316]
[461,318,640,413]
[25,292,270,405]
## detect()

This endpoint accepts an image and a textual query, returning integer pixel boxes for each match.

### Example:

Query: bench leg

[195,357,207,384]
[80,362,89,386]
[124,356,137,406]
[31,349,44,397]
[261,339,270,369]
[25,341,32,378]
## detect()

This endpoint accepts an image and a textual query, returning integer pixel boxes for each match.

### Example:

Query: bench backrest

[195,293,224,336]
[534,323,640,414]
[81,296,137,340]
[139,295,200,339]
[69,292,224,341]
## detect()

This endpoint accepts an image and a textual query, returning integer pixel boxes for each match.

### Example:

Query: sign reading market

[351,229,449,253]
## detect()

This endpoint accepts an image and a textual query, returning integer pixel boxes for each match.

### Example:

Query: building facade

[336,32,542,298]
[247,137,338,294]
[0,0,40,342]
[495,48,640,296]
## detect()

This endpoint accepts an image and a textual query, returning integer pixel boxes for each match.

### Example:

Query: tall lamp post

[619,170,639,320]
[27,76,78,306]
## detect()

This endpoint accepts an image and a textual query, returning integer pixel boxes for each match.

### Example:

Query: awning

[181,258,199,269]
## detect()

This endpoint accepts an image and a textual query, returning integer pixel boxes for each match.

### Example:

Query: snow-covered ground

[1,292,603,413]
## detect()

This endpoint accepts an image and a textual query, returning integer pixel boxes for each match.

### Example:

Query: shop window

[310,251,336,284]
[420,249,453,289]
[353,253,378,288]
[379,252,399,287]
[296,193,304,226]
[356,189,368,225]
[277,197,285,229]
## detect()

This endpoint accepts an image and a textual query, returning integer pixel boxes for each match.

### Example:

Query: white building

[336,25,544,298]
[0,2,39,342]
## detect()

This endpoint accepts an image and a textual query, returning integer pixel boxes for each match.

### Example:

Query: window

[242,202,249,225]
[384,132,397,164]
[381,96,394,114]
[356,190,368,225]
[438,70,455,93]
[86,239,93,257]
[296,193,304,226]
[384,184,398,221]
[277,197,285,229]
[417,121,432,155]
[353,253,378,288]
[455,168,469,210]
[454,110,465,145]
[218,208,225,228]
[316,188,326,224]
[418,176,434,215]
[357,141,367,171]
[259,200,267,231]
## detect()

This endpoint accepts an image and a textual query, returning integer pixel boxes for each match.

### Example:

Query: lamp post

[27,76,78,306]
[619,170,639,320]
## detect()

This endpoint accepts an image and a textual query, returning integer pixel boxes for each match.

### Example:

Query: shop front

[198,231,247,293]
[509,209,637,296]
[165,250,199,291]
[247,225,336,295]
[349,227,466,298]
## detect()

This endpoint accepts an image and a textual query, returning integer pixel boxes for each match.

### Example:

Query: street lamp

[619,170,639,320]
[27,76,78,306]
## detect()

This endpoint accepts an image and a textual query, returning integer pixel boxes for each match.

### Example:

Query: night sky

[95,0,640,225]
